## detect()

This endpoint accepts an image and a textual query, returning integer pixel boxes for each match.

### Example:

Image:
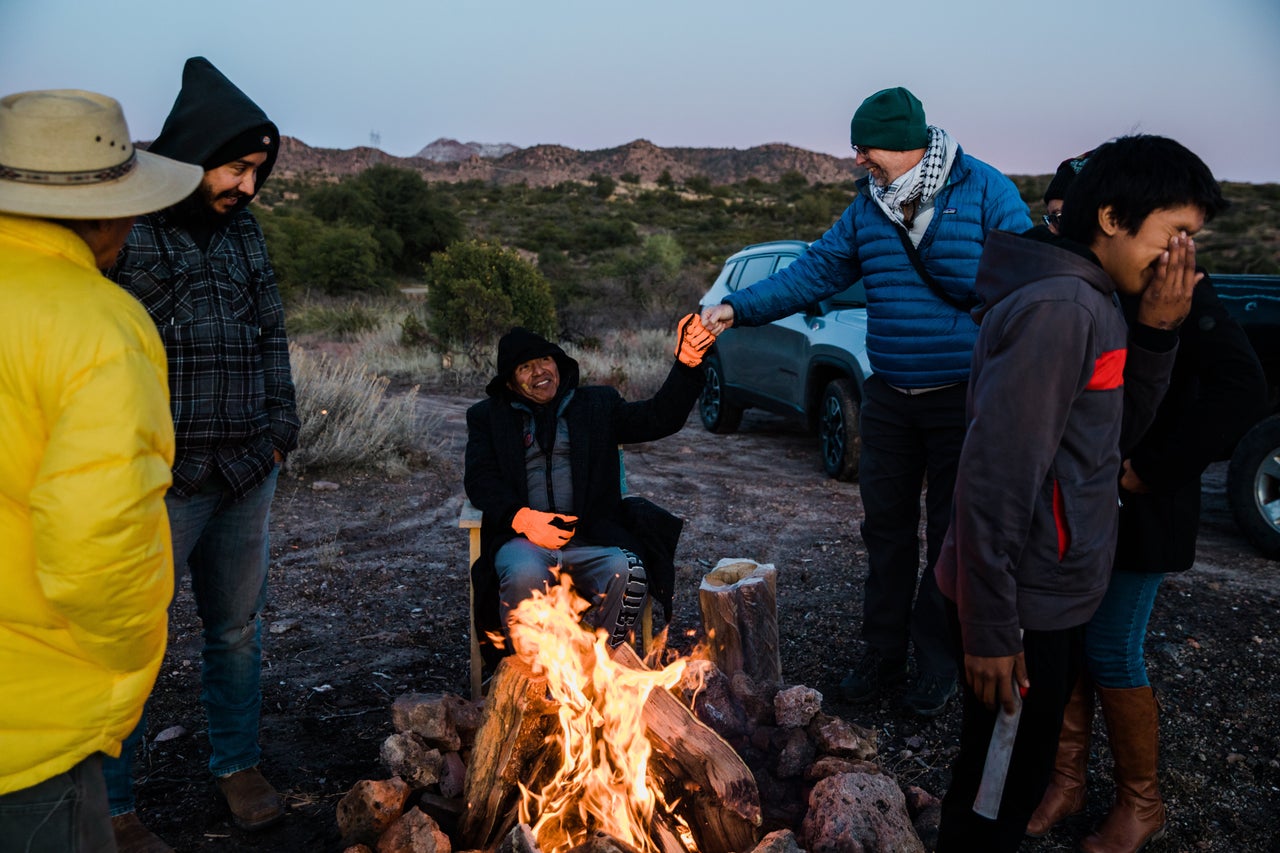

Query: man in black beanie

[105,57,299,850]
[465,318,713,664]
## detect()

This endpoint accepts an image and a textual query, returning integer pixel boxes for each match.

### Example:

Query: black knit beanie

[1044,151,1094,203]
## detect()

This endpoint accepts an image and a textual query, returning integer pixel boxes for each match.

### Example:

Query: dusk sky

[4,0,1278,182]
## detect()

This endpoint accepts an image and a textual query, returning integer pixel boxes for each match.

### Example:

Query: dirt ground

[132,387,1280,852]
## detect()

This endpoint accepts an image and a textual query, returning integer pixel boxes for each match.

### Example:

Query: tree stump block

[698,559,781,685]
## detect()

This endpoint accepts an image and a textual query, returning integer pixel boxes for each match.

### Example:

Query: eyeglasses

[1042,212,1063,229]
[851,145,870,157]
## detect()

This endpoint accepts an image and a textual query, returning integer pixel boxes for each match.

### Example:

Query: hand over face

[1136,230,1202,330]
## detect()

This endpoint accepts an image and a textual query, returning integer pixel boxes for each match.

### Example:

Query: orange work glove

[674,313,715,368]
[512,507,578,549]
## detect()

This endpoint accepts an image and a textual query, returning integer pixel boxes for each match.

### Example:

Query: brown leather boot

[110,812,174,853]
[1080,685,1168,853]
[1026,675,1094,837]
[215,766,285,831]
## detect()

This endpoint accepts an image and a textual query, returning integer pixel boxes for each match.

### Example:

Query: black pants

[937,606,1085,851]
[857,375,966,677]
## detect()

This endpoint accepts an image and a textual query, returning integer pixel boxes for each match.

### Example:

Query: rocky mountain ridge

[414,137,521,162]
[273,136,859,187]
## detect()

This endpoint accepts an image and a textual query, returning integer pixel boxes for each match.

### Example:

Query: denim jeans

[0,755,113,853]
[1086,570,1165,689]
[857,375,967,678]
[495,538,644,643]
[103,467,277,814]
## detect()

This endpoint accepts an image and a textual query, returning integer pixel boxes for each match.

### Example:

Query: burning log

[612,643,762,853]
[698,559,781,685]
[458,656,560,851]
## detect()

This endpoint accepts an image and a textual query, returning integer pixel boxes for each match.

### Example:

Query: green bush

[308,164,464,276]
[259,208,385,297]
[425,240,557,364]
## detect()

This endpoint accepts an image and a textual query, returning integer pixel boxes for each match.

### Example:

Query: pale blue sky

[4,0,1278,181]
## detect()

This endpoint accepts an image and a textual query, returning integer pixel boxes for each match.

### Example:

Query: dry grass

[286,342,436,475]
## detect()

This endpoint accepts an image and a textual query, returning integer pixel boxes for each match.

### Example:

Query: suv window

[776,254,799,272]
[735,255,778,291]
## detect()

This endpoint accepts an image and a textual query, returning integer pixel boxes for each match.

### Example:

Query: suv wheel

[700,352,743,434]
[1227,414,1280,558]
[819,378,861,481]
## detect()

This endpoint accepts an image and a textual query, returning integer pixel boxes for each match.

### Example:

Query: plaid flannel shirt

[109,207,299,500]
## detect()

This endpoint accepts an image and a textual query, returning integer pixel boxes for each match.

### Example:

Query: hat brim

[0,149,202,219]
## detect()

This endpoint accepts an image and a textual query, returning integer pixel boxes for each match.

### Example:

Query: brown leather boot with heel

[1080,685,1167,853]
[1025,675,1094,837]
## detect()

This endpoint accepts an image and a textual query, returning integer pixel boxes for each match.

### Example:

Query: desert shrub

[685,174,712,194]
[308,165,464,276]
[259,208,385,296]
[590,172,616,199]
[286,344,429,474]
[615,233,685,304]
[425,240,556,364]
[288,300,383,339]
[620,172,640,185]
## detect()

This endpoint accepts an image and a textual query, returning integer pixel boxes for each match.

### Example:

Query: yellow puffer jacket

[0,213,175,795]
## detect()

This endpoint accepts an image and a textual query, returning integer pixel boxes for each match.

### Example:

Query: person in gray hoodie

[931,135,1228,851]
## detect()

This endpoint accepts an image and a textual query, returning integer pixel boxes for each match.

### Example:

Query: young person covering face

[1024,151,1266,853]
[931,135,1229,851]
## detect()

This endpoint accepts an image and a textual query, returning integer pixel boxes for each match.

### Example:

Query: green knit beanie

[849,87,929,151]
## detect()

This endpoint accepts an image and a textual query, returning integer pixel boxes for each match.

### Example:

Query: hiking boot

[215,767,284,831]
[838,648,908,703]
[111,812,173,853]
[903,671,958,717]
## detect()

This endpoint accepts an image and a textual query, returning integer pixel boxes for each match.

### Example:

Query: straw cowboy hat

[0,89,201,219]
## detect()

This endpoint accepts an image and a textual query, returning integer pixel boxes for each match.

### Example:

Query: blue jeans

[495,538,645,645]
[103,467,277,814]
[0,755,113,853]
[1085,570,1165,689]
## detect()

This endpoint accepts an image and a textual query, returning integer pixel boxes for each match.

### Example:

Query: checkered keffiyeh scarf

[868,125,957,229]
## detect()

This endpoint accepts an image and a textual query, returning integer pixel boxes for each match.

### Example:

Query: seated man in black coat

[465,318,713,651]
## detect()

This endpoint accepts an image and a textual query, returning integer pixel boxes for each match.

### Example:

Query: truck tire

[1227,414,1280,559]
[700,352,743,434]
[819,378,861,482]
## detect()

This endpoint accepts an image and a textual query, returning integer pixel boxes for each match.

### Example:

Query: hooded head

[486,327,579,403]
[148,57,279,211]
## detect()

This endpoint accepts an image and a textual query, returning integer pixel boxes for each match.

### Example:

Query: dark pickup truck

[1215,274,1280,558]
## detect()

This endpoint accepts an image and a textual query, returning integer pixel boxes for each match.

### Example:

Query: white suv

[698,240,871,481]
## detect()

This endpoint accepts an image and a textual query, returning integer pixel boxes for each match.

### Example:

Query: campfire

[337,559,937,853]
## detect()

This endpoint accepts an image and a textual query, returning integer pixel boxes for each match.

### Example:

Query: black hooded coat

[464,334,703,655]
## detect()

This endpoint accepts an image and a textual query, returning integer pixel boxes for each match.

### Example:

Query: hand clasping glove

[512,507,578,549]
[674,313,715,368]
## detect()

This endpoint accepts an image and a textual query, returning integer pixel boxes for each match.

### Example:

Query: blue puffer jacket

[723,149,1032,388]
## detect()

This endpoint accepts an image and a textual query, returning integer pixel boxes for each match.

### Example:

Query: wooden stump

[458,656,559,851]
[698,559,781,685]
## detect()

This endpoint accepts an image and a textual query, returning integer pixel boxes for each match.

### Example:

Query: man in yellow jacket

[0,89,200,851]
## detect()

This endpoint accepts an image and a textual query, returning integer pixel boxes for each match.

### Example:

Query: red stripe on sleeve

[1086,348,1126,390]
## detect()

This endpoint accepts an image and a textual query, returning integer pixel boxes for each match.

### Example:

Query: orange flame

[507,574,689,853]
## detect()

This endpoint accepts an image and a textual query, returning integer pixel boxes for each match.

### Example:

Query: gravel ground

[128,392,1280,851]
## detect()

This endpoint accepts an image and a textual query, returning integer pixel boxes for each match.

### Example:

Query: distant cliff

[273,136,858,186]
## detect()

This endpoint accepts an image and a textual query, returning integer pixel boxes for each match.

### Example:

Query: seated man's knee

[494,538,557,619]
